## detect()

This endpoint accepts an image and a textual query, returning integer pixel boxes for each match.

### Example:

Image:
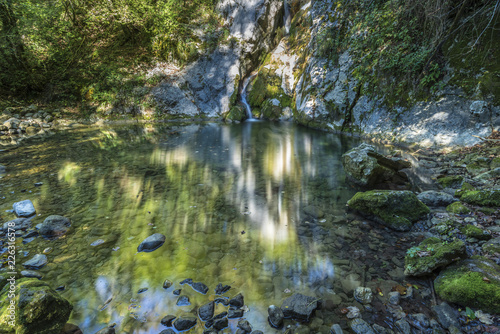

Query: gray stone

[198,301,214,321]
[229,293,244,308]
[407,313,430,330]
[237,319,252,333]
[388,291,400,305]
[21,270,43,279]
[173,316,197,331]
[3,218,31,232]
[372,324,394,334]
[432,302,460,329]
[213,317,228,330]
[417,191,456,207]
[23,254,48,270]
[163,279,173,289]
[353,287,373,304]
[350,318,375,334]
[13,200,36,217]
[268,305,284,328]
[176,295,190,306]
[39,215,71,238]
[470,100,489,115]
[330,324,343,334]
[137,233,165,252]
[394,319,411,334]
[281,293,319,321]
[160,315,176,327]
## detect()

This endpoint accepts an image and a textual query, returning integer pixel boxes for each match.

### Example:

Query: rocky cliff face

[248,0,500,148]
[152,0,283,118]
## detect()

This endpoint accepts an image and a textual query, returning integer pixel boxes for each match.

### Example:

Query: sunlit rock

[13,200,36,218]
[137,233,166,252]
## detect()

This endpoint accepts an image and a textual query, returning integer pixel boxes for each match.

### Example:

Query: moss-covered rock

[454,182,475,198]
[446,202,470,214]
[225,105,246,122]
[247,67,292,113]
[0,279,73,334]
[347,190,429,231]
[261,99,283,121]
[437,175,463,189]
[482,237,500,254]
[460,224,492,240]
[434,257,500,314]
[404,238,466,276]
[459,190,500,207]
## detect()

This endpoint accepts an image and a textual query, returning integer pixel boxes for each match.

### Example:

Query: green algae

[347,190,429,231]
[404,238,466,276]
[434,257,500,313]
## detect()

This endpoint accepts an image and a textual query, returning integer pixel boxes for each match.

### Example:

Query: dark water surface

[1,122,415,333]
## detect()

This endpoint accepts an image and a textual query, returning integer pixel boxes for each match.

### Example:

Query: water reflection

[1,122,375,333]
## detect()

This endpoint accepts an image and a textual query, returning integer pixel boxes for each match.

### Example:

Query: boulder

[482,237,500,254]
[39,215,71,238]
[137,233,166,252]
[460,225,491,240]
[0,279,73,334]
[280,293,318,321]
[341,143,411,189]
[417,191,456,207]
[434,257,500,313]
[268,305,284,328]
[404,238,465,276]
[13,200,36,218]
[347,190,429,231]
[459,190,500,207]
[431,302,460,330]
[446,202,469,214]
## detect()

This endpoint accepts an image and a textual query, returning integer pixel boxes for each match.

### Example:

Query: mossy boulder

[482,237,500,254]
[454,182,475,198]
[261,99,283,121]
[459,190,500,207]
[437,175,463,189]
[225,105,246,122]
[404,238,466,276]
[341,144,411,189]
[0,279,73,334]
[446,202,470,214]
[434,257,500,314]
[460,224,492,240]
[247,67,292,110]
[347,190,430,231]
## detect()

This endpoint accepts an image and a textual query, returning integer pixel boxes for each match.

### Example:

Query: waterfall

[240,73,257,120]
[284,0,291,35]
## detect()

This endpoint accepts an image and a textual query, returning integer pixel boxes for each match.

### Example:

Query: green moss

[437,175,463,189]
[454,182,475,198]
[459,190,500,207]
[434,257,500,313]
[229,74,240,106]
[491,157,500,169]
[460,224,492,240]
[446,202,470,214]
[404,238,466,276]
[482,238,500,254]
[225,105,246,122]
[247,67,292,113]
[347,190,430,231]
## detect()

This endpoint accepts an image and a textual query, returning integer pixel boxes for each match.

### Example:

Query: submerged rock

[160,315,176,327]
[434,257,500,313]
[350,318,375,334]
[2,218,31,232]
[213,317,228,330]
[0,278,73,334]
[192,282,209,294]
[347,190,429,231]
[237,319,252,333]
[137,233,165,252]
[215,283,231,295]
[13,200,36,218]
[353,287,373,304]
[95,327,115,334]
[158,329,175,334]
[39,215,71,238]
[20,270,43,279]
[404,238,465,276]
[22,254,48,270]
[173,316,197,331]
[228,308,244,318]
[229,293,244,308]
[341,143,411,189]
[198,301,214,321]
[163,279,173,289]
[176,295,190,306]
[280,293,318,321]
[268,305,284,328]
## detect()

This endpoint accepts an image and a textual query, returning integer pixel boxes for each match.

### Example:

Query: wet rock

[237,319,252,333]
[39,215,71,238]
[0,278,72,334]
[417,191,456,207]
[21,270,43,279]
[432,302,460,329]
[4,118,20,129]
[404,237,466,276]
[173,316,197,331]
[353,287,373,304]
[95,327,115,334]
[228,308,244,318]
[347,190,429,231]
[215,283,231,295]
[268,305,284,328]
[23,254,48,270]
[176,295,190,306]
[161,315,176,327]
[192,281,209,294]
[3,218,31,232]
[229,293,244,308]
[350,318,375,334]
[341,143,411,189]
[394,319,411,334]
[388,291,400,305]
[159,329,175,334]
[137,233,165,252]
[13,199,36,217]
[213,317,228,330]
[163,279,173,289]
[198,301,214,321]
[180,278,193,285]
[434,257,500,313]
[280,293,319,321]
[23,230,38,238]
[214,297,229,306]
[173,289,181,295]
[330,324,343,334]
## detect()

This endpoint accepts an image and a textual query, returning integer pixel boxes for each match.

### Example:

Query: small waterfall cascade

[240,73,257,120]
[284,0,291,35]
